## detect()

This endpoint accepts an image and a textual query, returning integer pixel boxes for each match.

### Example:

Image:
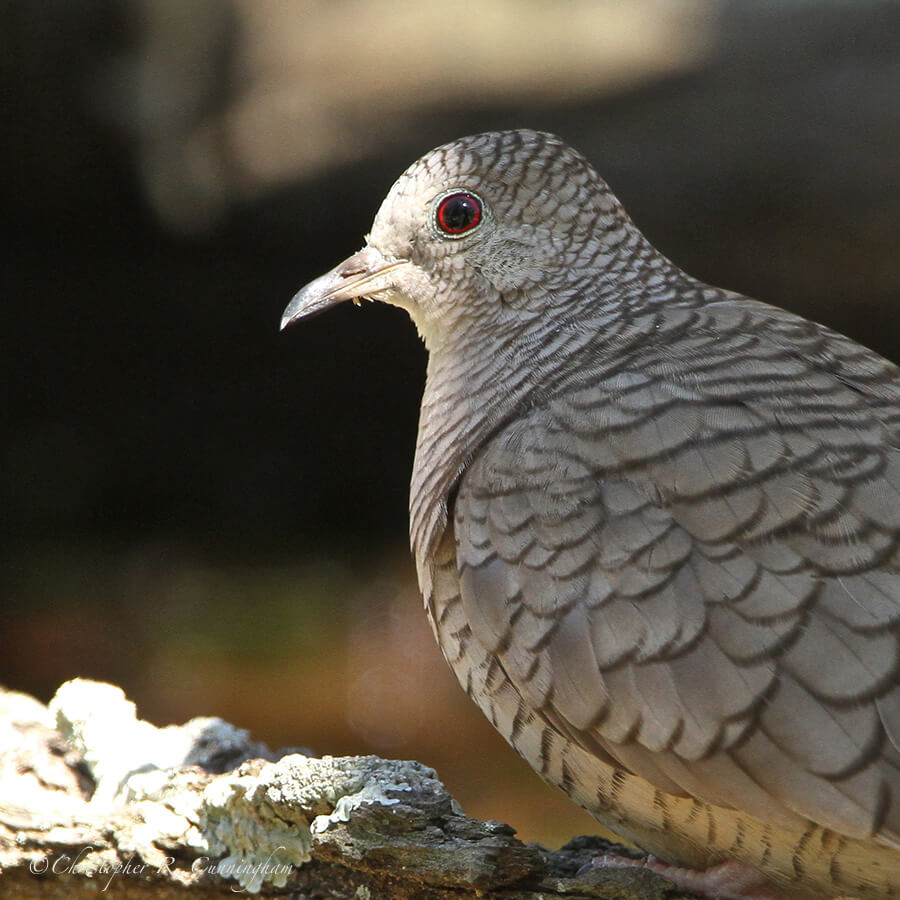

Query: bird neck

[407,253,706,575]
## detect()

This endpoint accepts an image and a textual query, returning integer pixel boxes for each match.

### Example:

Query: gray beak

[280,246,408,330]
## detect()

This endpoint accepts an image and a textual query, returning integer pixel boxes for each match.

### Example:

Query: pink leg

[592,854,827,900]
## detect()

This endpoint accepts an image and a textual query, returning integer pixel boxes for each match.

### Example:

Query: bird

[281,130,900,899]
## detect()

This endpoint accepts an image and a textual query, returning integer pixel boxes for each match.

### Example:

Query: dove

[281,130,900,899]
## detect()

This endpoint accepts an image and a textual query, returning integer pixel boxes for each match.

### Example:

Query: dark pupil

[439,194,479,233]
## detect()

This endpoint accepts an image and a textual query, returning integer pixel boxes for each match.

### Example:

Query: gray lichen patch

[199,753,449,892]
[49,678,273,806]
[4,680,689,898]
[45,679,474,894]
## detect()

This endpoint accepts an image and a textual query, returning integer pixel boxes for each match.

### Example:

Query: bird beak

[280,246,408,330]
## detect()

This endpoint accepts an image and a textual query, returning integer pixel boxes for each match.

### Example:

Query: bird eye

[435,191,483,236]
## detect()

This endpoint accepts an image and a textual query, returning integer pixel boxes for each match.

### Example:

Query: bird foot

[591,854,818,900]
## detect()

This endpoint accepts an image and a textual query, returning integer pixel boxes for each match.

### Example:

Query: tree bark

[0,680,687,899]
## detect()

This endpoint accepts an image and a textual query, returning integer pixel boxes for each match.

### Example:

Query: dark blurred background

[2,0,900,846]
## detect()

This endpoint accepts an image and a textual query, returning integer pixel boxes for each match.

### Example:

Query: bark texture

[0,680,685,899]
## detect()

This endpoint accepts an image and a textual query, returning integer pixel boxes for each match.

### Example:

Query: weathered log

[0,680,686,899]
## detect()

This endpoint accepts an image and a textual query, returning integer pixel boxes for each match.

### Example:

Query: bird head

[281,130,641,350]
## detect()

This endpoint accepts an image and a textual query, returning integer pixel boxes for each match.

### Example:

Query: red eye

[435,191,483,235]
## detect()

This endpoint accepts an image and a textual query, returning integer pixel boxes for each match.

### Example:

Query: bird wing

[452,297,900,844]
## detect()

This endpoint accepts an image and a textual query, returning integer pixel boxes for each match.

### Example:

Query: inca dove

[281,130,900,899]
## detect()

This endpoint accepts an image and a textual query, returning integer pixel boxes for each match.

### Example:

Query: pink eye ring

[435,191,483,236]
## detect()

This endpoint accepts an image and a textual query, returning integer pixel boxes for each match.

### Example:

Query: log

[0,680,687,899]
